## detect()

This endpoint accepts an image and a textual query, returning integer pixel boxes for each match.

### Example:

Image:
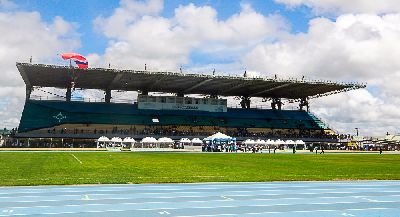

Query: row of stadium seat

[18,100,329,134]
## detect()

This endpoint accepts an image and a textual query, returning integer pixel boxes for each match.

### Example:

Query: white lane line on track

[174,207,394,217]
[6,198,400,213]
[125,200,400,211]
[6,193,400,207]
[1,205,397,216]
[2,184,398,196]
[70,154,82,164]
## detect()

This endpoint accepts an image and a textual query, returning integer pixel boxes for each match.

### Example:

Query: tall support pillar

[66,87,72,102]
[240,96,251,109]
[271,98,282,110]
[105,89,111,103]
[246,97,251,109]
[299,97,309,112]
[25,86,32,101]
[141,90,148,95]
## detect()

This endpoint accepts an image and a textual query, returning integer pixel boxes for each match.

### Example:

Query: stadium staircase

[308,112,331,130]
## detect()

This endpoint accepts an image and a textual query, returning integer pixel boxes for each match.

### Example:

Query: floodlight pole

[355,128,359,136]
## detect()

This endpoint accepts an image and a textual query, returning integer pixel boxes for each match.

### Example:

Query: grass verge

[0,152,398,186]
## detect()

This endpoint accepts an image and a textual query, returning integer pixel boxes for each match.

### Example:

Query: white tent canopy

[255,139,266,145]
[96,136,110,148]
[243,139,255,145]
[266,139,275,145]
[295,140,305,145]
[141,137,158,143]
[191,138,203,144]
[285,140,295,145]
[275,139,285,145]
[180,138,192,143]
[111,137,122,143]
[123,137,136,143]
[97,136,110,142]
[204,132,232,140]
[158,137,174,143]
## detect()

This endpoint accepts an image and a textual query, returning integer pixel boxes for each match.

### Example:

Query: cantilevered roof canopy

[17,63,365,99]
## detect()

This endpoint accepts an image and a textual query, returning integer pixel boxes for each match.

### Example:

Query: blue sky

[16,0,312,55]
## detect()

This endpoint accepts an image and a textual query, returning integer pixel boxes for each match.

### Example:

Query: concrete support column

[271,98,282,110]
[66,87,72,102]
[105,89,111,103]
[141,90,148,95]
[299,97,309,112]
[26,86,32,101]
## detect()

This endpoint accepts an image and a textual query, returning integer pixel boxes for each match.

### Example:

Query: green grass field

[0,152,399,186]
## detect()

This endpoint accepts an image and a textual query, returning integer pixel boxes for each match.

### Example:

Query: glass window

[176,97,183,104]
[149,96,156,102]
[167,97,175,103]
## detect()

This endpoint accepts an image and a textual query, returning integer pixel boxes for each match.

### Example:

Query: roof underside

[17,63,365,99]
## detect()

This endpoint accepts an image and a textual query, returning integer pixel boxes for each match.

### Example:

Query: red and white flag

[60,53,88,68]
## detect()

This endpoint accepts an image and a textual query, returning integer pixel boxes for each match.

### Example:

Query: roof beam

[184,78,213,92]
[250,83,292,97]
[108,72,125,90]
[220,80,253,94]
[147,75,168,90]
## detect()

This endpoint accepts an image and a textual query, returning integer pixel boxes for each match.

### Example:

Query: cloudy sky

[1,0,399,136]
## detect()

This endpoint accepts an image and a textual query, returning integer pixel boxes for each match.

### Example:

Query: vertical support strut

[66,87,72,102]
[141,90,148,96]
[240,96,251,109]
[105,89,111,103]
[271,98,282,110]
[25,86,32,101]
[299,97,309,112]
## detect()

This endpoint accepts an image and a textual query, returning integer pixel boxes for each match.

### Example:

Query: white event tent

[191,138,203,146]
[158,137,174,148]
[96,136,109,148]
[140,137,158,148]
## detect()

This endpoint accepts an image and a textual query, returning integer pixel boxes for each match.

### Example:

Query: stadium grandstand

[10,62,365,148]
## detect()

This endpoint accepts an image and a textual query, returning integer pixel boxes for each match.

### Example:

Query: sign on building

[138,95,227,112]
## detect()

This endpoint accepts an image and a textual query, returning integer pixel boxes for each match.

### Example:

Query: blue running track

[0,181,400,216]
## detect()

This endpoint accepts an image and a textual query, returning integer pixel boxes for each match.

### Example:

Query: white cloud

[0,11,80,128]
[243,13,400,135]
[91,0,288,70]
[93,1,400,135]
[0,0,17,10]
[275,0,400,15]
[94,0,164,39]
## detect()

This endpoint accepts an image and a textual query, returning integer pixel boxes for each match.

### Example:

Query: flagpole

[69,59,75,90]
